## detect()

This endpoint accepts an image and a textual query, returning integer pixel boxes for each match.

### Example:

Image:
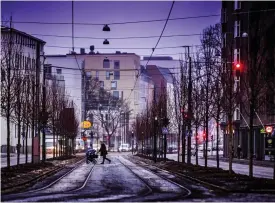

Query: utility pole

[34,41,41,163]
[186,46,192,164]
[42,63,47,162]
[180,53,186,164]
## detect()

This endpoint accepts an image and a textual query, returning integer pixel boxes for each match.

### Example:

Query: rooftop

[1,26,46,44]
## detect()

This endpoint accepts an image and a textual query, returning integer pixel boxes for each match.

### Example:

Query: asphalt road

[2,153,275,202]
[166,153,274,179]
[1,154,190,202]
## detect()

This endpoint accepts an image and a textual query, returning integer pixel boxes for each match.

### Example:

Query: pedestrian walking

[237,145,242,159]
[98,142,111,164]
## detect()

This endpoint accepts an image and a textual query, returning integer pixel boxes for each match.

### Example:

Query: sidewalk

[207,155,274,167]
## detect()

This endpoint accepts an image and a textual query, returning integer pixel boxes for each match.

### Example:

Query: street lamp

[103,24,111,32]
[103,39,110,45]
[132,130,134,155]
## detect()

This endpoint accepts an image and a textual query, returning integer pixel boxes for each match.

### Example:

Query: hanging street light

[103,24,111,32]
[103,39,110,45]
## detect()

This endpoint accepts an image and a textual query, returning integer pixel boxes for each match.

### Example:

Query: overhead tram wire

[125,0,175,102]
[30,33,202,40]
[2,8,275,26]
[45,45,202,49]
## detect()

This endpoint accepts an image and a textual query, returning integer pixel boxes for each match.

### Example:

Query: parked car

[119,143,130,152]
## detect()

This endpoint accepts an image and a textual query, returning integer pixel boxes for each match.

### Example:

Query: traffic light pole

[187,46,192,164]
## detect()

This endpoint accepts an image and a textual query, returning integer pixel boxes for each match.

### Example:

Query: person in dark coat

[237,145,242,159]
[98,142,111,164]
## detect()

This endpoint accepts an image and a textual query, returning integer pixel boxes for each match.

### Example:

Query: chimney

[80,48,85,55]
[89,45,95,54]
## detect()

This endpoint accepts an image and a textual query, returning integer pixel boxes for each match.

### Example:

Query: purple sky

[1,1,221,58]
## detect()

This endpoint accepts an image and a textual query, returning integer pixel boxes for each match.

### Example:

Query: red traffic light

[235,63,241,69]
[266,126,273,133]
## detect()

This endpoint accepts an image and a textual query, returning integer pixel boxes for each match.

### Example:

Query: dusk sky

[1,1,221,59]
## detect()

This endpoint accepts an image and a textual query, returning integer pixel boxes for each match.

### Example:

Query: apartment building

[221,1,275,160]
[1,26,45,153]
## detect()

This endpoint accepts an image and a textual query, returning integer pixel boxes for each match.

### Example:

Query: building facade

[1,26,45,153]
[221,1,275,160]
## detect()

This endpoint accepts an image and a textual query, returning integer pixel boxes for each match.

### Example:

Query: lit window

[106,71,110,80]
[100,81,104,88]
[113,91,119,99]
[234,49,240,62]
[234,0,241,10]
[221,8,227,23]
[234,21,240,37]
[56,68,62,74]
[111,81,117,90]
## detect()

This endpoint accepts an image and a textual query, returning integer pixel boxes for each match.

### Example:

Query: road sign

[265,137,275,149]
[82,136,87,141]
[162,127,168,134]
[81,121,92,129]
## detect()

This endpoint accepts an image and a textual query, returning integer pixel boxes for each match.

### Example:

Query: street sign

[260,128,266,134]
[162,127,168,134]
[81,121,92,129]
[265,137,275,149]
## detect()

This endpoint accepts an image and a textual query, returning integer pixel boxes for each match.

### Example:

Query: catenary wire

[2,8,275,26]
[125,1,175,102]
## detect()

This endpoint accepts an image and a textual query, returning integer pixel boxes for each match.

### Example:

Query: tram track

[1,158,97,201]
[118,156,192,200]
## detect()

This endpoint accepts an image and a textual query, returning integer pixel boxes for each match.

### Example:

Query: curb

[1,166,64,194]
[130,155,275,194]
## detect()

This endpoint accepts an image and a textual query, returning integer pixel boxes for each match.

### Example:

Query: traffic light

[202,132,206,140]
[235,63,241,78]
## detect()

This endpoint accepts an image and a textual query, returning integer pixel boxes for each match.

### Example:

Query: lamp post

[131,130,134,155]
[154,116,158,163]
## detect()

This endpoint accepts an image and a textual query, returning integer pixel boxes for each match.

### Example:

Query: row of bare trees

[133,12,275,178]
[1,28,79,168]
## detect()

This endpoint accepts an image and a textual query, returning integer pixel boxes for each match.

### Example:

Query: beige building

[81,52,141,119]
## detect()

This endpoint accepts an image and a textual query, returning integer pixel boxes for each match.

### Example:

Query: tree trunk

[195,124,199,166]
[25,124,28,164]
[228,114,233,174]
[216,119,220,169]
[249,102,254,178]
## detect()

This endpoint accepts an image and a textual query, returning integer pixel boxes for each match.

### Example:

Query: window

[234,48,240,62]
[221,8,227,23]
[234,21,240,37]
[235,108,240,120]
[103,58,110,68]
[234,0,241,10]
[106,71,110,80]
[114,60,120,69]
[99,81,104,88]
[114,71,120,80]
[222,33,227,48]
[113,91,119,99]
[96,71,99,79]
[56,68,62,74]
[111,81,117,90]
